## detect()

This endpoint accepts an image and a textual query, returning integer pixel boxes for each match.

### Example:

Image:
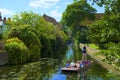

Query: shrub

[8,26,41,61]
[5,38,29,65]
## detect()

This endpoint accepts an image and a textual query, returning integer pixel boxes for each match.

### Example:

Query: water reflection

[0,58,59,80]
[50,44,120,80]
[61,69,88,80]
[66,45,74,60]
[0,58,119,80]
[0,45,120,80]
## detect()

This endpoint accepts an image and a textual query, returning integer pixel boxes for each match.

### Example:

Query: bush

[8,26,41,61]
[102,42,120,68]
[5,38,29,65]
[19,27,41,61]
[3,12,68,62]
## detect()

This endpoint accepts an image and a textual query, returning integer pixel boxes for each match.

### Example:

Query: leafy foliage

[8,26,41,61]
[61,0,96,44]
[2,11,68,64]
[89,13,120,48]
[37,21,68,58]
[5,38,29,65]
[61,0,96,32]
[102,42,120,68]
[89,0,120,69]
[12,11,41,28]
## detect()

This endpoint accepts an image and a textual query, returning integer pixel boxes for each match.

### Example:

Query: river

[0,44,119,80]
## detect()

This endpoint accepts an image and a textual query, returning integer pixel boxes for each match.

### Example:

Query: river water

[0,44,119,80]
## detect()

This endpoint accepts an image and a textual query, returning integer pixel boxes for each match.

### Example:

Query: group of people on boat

[66,60,84,68]
[66,60,91,68]
[66,45,90,68]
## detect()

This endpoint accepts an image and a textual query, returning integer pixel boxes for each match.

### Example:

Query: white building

[0,12,6,33]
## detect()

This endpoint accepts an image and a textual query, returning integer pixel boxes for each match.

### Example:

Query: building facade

[0,12,6,33]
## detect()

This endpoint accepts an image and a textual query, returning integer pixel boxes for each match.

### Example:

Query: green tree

[3,11,68,63]
[37,21,68,58]
[89,0,120,69]
[12,11,41,28]
[61,0,96,32]
[8,26,41,61]
[89,0,120,48]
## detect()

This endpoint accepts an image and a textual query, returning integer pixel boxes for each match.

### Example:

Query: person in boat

[80,60,84,68]
[75,60,80,68]
[66,61,70,68]
[70,60,76,67]
[82,45,87,60]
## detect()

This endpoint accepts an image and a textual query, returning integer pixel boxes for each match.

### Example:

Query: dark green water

[0,44,119,80]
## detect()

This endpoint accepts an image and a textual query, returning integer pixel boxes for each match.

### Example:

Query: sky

[0,0,105,22]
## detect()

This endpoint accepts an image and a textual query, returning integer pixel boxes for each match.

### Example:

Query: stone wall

[0,51,8,66]
[0,41,4,50]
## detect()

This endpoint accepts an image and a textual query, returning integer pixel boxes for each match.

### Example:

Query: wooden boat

[61,60,93,73]
[61,67,80,72]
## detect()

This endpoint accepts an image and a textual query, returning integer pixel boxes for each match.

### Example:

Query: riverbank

[0,50,8,66]
[80,43,120,76]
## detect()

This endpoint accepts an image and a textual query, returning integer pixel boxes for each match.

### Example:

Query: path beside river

[80,44,120,76]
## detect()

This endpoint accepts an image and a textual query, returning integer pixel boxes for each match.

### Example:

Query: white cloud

[63,2,72,5]
[56,6,59,9]
[50,10,62,21]
[29,0,59,8]
[0,8,13,16]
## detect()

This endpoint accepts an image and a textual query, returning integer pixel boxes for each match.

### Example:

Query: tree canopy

[88,0,120,68]
[89,0,120,47]
[61,0,96,32]
[3,11,68,64]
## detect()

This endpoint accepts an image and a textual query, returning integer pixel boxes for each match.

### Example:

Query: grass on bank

[87,43,99,50]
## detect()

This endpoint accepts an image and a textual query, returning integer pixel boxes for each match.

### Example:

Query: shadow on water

[0,44,120,80]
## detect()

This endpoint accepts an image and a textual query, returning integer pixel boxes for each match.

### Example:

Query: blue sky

[0,0,105,22]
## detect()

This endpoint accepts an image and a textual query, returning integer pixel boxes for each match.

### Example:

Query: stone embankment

[0,41,8,66]
[80,44,120,76]
[0,51,8,66]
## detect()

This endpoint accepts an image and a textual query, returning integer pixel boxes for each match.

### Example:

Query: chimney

[3,17,6,24]
[0,12,2,20]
